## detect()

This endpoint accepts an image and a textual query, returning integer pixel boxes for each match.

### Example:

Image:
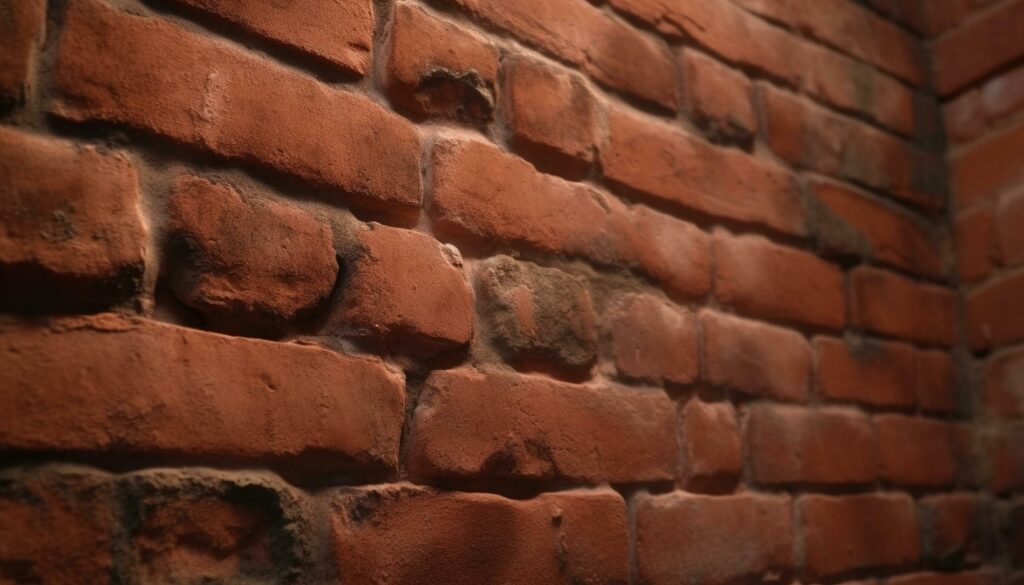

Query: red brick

[760,84,943,208]
[406,368,676,483]
[815,337,917,409]
[330,224,474,356]
[917,350,958,414]
[477,256,597,373]
[0,126,146,311]
[602,107,807,236]
[332,484,629,585]
[851,267,957,347]
[800,493,920,580]
[920,494,982,565]
[385,3,498,124]
[945,65,1024,145]
[504,56,597,179]
[0,0,42,106]
[166,176,338,336]
[607,294,698,385]
[714,233,845,330]
[444,0,677,110]
[990,421,1024,493]
[956,208,997,283]
[745,404,877,486]
[0,314,405,477]
[876,415,958,488]
[680,50,755,148]
[998,189,1024,266]
[952,122,1024,211]
[945,90,987,145]
[636,492,793,585]
[933,0,1024,96]
[982,64,1024,123]
[0,468,116,584]
[811,177,942,277]
[967,271,1024,351]
[617,205,712,301]
[888,573,996,585]
[984,346,1024,418]
[679,400,742,491]
[52,0,422,221]
[700,311,810,402]
[165,0,373,75]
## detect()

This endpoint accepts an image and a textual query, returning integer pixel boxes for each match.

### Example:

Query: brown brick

[679,400,742,491]
[636,492,793,585]
[0,0,43,106]
[406,368,676,484]
[52,0,422,221]
[998,189,1024,267]
[385,3,499,124]
[933,0,1024,95]
[330,224,474,356]
[851,267,957,347]
[984,347,1024,418]
[0,126,146,312]
[0,314,405,477]
[920,494,982,565]
[166,176,338,336]
[990,421,1024,493]
[701,311,810,402]
[967,271,1024,351]
[714,232,845,330]
[607,294,698,385]
[680,50,755,148]
[952,122,1024,212]
[956,208,997,283]
[815,337,917,409]
[800,493,920,580]
[888,573,996,585]
[876,415,958,488]
[745,404,876,486]
[331,484,629,585]
[917,350,958,415]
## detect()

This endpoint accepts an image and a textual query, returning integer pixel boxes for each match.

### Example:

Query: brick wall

[0,0,1020,583]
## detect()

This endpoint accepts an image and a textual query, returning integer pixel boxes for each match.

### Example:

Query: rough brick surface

[0,0,42,106]
[984,347,1024,418]
[956,208,997,283]
[933,0,1024,95]
[952,123,1024,211]
[920,494,982,565]
[967,271,1024,351]
[681,50,755,148]
[816,337,917,409]
[876,415,958,488]
[606,294,698,385]
[679,400,742,491]
[851,267,957,347]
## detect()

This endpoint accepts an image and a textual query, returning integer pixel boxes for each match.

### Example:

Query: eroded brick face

[0,0,1019,582]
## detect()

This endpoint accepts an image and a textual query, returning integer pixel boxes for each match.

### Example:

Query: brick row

[933,0,1024,96]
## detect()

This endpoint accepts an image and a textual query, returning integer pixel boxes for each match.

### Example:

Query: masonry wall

[0,0,1021,583]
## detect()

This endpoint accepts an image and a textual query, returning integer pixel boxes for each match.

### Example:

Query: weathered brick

[888,573,996,585]
[815,337,917,409]
[504,56,597,178]
[920,494,982,565]
[956,208,997,283]
[983,63,1024,123]
[0,126,146,312]
[680,50,755,148]
[385,3,498,124]
[331,484,629,585]
[917,350,958,415]
[0,0,42,106]
[166,176,338,336]
[851,267,957,347]
[933,0,1024,96]
[406,368,676,484]
[602,107,807,236]
[876,415,958,488]
[998,189,1024,266]
[745,404,876,486]
[330,224,474,356]
[442,0,677,109]
[617,206,712,301]
[984,347,1024,418]
[636,492,793,585]
[679,400,742,492]
[0,314,405,477]
[164,0,373,75]
[477,256,597,373]
[811,177,942,277]
[607,294,698,385]
[967,271,1024,351]
[800,493,920,580]
[700,310,810,402]
[0,467,116,584]
[952,122,1024,211]
[714,232,845,330]
[945,65,1024,145]
[52,0,422,221]
[990,421,1024,493]
[945,90,987,145]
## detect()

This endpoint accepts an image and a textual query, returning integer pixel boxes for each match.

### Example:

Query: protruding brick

[385,3,499,124]
[701,311,810,402]
[602,107,807,236]
[331,484,629,584]
[0,0,42,106]
[920,494,982,565]
[984,347,1024,418]
[956,208,997,283]
[933,0,1024,95]
[477,256,597,373]
[998,190,1024,267]
[967,271,1024,351]
[504,56,597,178]
[800,494,920,580]
[406,368,676,484]
[745,404,876,486]
[876,415,958,488]
[0,467,116,584]
[0,126,146,311]
[679,400,742,492]
[636,492,793,585]
[815,337,917,409]
[607,294,698,385]
[166,176,338,336]
[851,267,957,347]
[52,0,422,221]
[165,0,373,75]
[680,50,755,148]
[714,233,845,330]
[331,224,474,356]
[0,314,406,477]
